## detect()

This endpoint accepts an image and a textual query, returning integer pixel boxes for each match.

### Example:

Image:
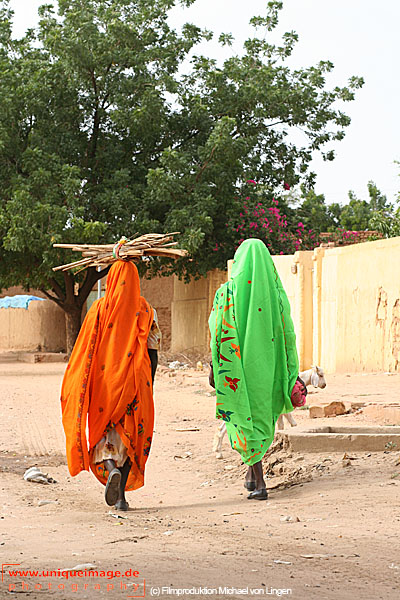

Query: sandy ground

[1,363,400,600]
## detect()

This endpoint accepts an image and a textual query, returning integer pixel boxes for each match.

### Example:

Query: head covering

[209,239,299,465]
[61,261,154,491]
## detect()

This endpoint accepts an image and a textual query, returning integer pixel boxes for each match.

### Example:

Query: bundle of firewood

[52,233,187,272]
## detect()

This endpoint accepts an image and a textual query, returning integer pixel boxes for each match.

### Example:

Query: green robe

[208,239,299,465]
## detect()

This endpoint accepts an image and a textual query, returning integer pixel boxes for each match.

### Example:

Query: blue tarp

[0,295,45,309]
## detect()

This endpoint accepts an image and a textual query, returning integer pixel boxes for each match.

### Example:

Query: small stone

[280,515,300,523]
[309,406,325,419]
[309,402,346,418]
[62,563,97,572]
[38,500,58,507]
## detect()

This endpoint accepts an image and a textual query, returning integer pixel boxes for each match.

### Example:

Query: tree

[368,207,400,237]
[368,175,400,237]
[339,181,390,231]
[291,188,338,234]
[144,1,363,271]
[0,0,363,350]
[0,0,207,350]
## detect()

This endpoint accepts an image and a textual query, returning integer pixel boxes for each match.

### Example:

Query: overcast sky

[9,0,400,206]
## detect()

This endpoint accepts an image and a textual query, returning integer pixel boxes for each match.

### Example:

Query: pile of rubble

[220,434,338,491]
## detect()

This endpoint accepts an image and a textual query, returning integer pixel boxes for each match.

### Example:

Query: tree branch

[41,289,64,308]
[49,277,65,302]
[88,68,100,162]
[100,92,110,111]
[171,129,201,152]
[195,144,217,183]
[77,265,111,307]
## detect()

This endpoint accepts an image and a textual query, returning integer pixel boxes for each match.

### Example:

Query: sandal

[114,499,129,511]
[247,488,268,500]
[105,468,121,506]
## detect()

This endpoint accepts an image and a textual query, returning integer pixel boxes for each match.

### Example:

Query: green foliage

[224,179,397,256]
[0,0,208,303]
[339,182,390,231]
[0,0,364,309]
[292,188,339,234]
[369,205,400,238]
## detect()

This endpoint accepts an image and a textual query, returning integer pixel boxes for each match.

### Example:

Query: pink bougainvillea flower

[284,182,291,190]
[246,179,257,186]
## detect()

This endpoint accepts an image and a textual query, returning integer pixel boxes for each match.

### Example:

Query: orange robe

[61,261,154,491]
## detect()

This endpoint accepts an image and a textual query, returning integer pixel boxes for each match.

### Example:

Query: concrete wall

[92,269,226,355]
[226,237,400,373]
[274,252,314,371]
[2,236,399,371]
[171,270,227,353]
[316,237,400,373]
[141,275,174,351]
[0,300,66,352]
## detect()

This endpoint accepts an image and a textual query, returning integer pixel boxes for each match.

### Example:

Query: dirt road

[1,363,399,600]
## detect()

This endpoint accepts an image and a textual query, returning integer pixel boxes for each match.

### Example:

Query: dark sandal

[105,468,121,506]
[247,488,268,500]
[114,499,129,511]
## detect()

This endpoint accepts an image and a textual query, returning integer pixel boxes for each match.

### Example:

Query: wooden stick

[52,232,187,272]
[53,257,94,271]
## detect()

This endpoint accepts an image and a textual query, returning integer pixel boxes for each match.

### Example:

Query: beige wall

[2,236,399,371]
[316,237,400,373]
[227,237,400,373]
[171,270,227,353]
[0,300,66,352]
[140,275,174,351]
[274,252,314,371]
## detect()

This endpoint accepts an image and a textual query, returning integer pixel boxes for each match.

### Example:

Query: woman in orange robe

[61,260,155,510]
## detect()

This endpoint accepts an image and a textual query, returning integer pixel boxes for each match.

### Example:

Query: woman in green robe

[209,239,300,500]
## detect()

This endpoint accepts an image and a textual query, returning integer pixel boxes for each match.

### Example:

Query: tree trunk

[45,266,110,355]
[65,306,83,355]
